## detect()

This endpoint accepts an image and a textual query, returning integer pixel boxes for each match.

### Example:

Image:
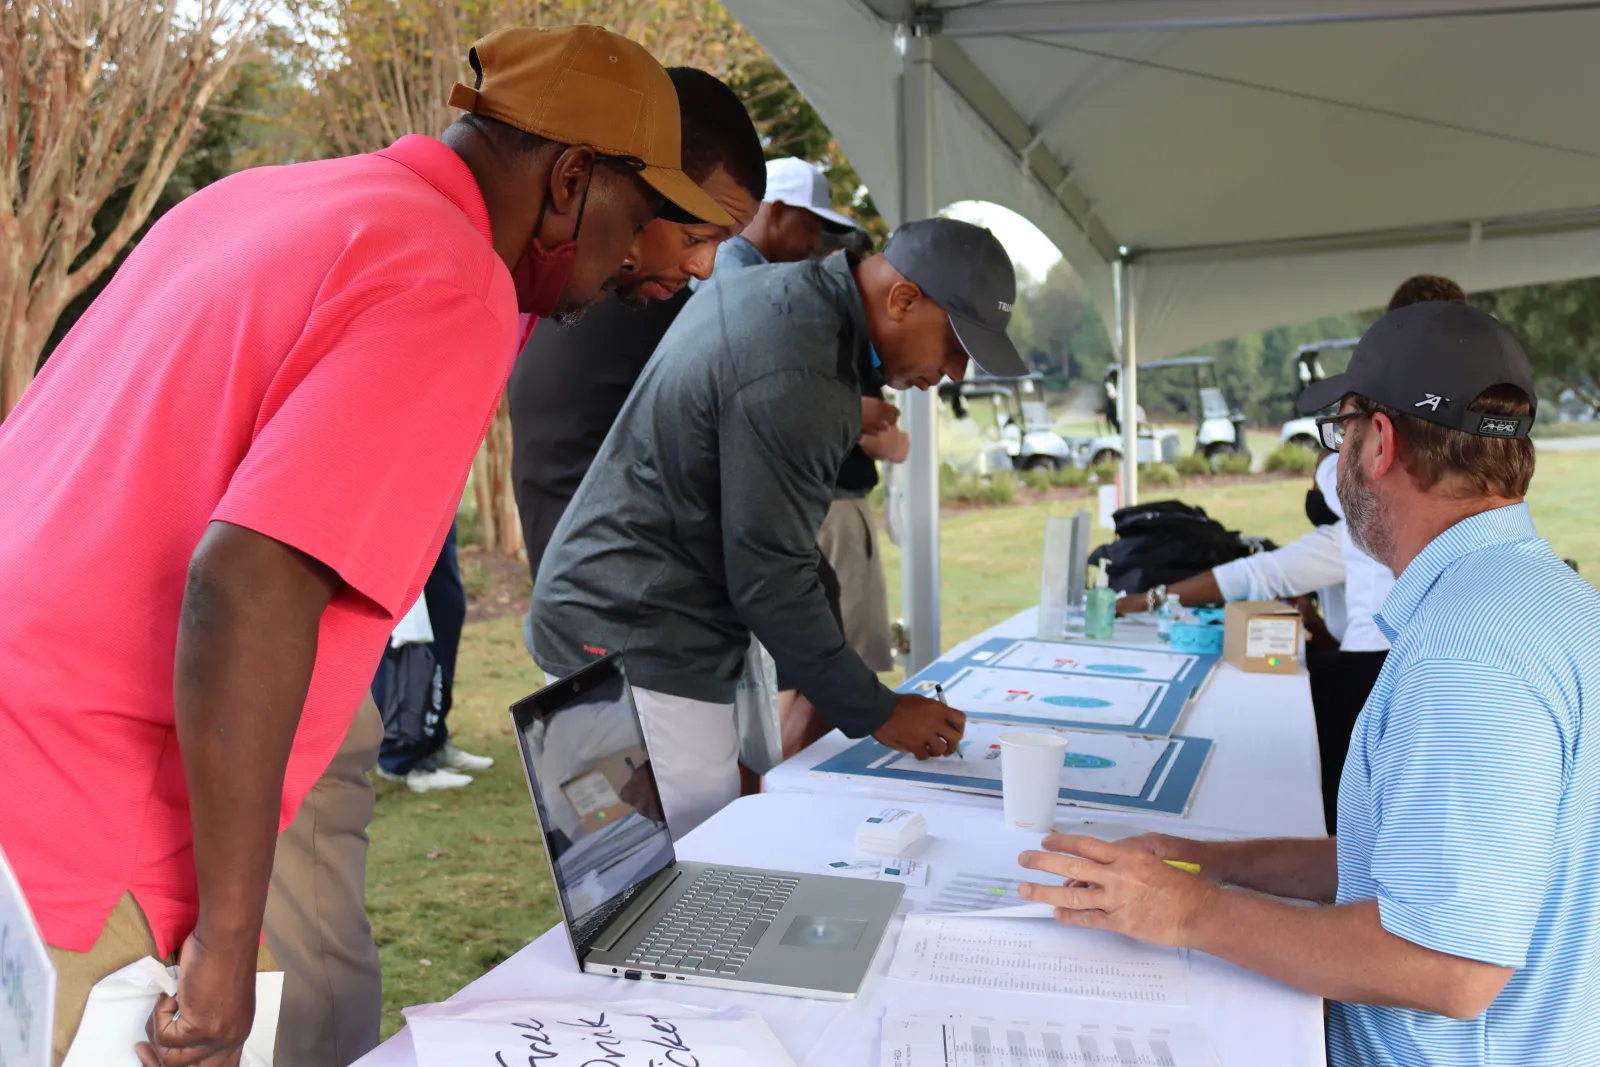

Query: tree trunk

[471,392,524,560]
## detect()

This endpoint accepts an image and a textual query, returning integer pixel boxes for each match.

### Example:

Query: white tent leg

[1116,260,1140,508]
[901,27,940,672]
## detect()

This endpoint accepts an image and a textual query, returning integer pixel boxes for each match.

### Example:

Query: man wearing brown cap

[0,24,728,1067]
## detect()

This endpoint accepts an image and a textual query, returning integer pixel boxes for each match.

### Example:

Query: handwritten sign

[0,845,55,1067]
[403,998,796,1067]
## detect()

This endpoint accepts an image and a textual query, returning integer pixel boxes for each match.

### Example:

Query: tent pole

[901,25,940,672]
[1116,259,1140,508]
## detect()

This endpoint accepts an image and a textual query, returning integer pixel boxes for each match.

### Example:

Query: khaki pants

[47,893,276,1066]
[817,496,894,673]
[263,695,384,1067]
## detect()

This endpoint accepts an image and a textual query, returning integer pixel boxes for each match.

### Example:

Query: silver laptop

[510,653,903,1000]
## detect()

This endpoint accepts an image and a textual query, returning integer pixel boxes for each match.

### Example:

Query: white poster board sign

[0,845,55,1067]
[404,998,797,1067]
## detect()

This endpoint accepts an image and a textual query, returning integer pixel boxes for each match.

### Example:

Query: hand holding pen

[934,684,963,758]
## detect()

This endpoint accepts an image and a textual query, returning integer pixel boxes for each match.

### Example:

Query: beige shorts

[817,496,894,673]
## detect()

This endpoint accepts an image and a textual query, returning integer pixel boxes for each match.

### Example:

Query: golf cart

[1113,356,1250,461]
[938,374,1084,470]
[1094,359,1247,466]
[1279,338,1359,450]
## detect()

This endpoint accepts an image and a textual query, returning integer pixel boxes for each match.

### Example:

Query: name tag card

[0,845,55,1067]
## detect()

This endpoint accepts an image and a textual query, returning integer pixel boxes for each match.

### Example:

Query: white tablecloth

[356,606,1329,1067]
[768,607,1326,839]
[354,792,1325,1067]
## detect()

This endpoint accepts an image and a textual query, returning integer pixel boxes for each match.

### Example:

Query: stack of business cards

[820,858,930,887]
[856,807,927,856]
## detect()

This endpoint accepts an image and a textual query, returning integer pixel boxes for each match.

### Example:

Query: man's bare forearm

[1210,835,1339,902]
[1187,894,1511,1019]
[175,522,339,951]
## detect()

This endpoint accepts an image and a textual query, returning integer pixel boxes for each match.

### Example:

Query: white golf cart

[1096,358,1244,466]
[939,375,1085,470]
[1280,338,1359,450]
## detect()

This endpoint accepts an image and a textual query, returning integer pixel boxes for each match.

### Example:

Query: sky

[940,200,1065,286]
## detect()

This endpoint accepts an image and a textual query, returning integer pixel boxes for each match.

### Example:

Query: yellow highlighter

[1163,860,1202,875]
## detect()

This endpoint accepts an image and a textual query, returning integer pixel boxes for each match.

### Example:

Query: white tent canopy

[717,0,1600,667]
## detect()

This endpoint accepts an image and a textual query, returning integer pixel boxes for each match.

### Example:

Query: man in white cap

[713,156,863,272]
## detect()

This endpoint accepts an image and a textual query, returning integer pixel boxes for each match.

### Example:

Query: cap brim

[950,314,1029,379]
[1297,374,1353,415]
[640,165,735,227]
[804,205,862,234]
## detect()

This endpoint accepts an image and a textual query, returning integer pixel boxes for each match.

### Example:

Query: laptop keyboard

[625,869,799,976]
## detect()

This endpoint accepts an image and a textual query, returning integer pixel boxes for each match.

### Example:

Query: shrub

[945,471,1016,505]
[1021,467,1054,493]
[1216,452,1254,476]
[1088,459,1121,482]
[1142,462,1179,487]
[1050,465,1089,489]
[1265,444,1319,475]
[1174,454,1211,479]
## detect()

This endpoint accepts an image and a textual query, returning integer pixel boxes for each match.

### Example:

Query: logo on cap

[997,300,1013,313]
[1414,393,1450,411]
[1477,416,1520,437]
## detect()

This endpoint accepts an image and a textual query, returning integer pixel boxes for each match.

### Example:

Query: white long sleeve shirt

[1212,454,1394,652]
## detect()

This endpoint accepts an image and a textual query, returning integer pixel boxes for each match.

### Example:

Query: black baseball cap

[1297,301,1537,438]
[883,218,1029,378]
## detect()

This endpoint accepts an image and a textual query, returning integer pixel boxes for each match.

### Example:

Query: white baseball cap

[763,157,860,233]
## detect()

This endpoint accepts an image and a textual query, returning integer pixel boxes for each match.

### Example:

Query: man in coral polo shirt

[0,24,732,1067]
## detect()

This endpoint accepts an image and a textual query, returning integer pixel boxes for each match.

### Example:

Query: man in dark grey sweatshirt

[532,218,1028,837]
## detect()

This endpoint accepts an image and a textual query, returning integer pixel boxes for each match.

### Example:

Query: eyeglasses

[1315,412,1369,452]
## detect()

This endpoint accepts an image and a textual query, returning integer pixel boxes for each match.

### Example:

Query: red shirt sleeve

[213,281,513,618]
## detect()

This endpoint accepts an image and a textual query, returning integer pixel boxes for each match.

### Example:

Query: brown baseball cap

[448,25,733,226]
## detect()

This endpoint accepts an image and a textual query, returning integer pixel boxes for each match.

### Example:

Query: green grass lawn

[368,450,1597,1036]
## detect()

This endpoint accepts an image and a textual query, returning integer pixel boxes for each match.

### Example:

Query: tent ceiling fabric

[722,0,1600,358]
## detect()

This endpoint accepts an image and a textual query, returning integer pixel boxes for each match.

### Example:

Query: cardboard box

[1223,601,1302,674]
[561,745,649,834]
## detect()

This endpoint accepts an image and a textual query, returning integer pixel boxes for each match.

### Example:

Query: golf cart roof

[1295,338,1360,358]
[967,371,1046,385]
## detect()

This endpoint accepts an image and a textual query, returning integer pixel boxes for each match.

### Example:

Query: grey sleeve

[719,370,898,737]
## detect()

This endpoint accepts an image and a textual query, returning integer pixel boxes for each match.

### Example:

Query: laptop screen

[510,657,675,936]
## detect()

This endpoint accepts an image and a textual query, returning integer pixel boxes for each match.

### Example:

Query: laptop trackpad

[779,915,868,950]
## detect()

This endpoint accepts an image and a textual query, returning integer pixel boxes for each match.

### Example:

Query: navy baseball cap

[884,218,1029,379]
[1298,301,1537,438]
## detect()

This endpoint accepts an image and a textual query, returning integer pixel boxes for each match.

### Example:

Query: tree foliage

[1471,280,1600,419]
[728,56,885,246]
[0,0,262,418]
[281,0,763,155]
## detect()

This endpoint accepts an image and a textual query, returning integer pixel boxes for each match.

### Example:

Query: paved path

[1535,435,1600,451]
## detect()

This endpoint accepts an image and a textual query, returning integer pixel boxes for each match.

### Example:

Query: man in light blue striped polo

[1015,301,1600,1066]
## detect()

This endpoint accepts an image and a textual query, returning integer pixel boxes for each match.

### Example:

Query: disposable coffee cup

[1000,731,1069,831]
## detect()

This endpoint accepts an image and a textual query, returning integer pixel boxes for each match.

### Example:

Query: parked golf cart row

[937,356,1249,472]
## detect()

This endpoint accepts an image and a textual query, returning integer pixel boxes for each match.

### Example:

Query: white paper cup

[1000,731,1069,831]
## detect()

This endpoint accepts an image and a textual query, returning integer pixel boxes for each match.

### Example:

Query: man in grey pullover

[532,218,1029,837]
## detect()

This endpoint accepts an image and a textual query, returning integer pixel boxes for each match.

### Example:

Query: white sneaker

[437,742,494,772]
[383,766,474,793]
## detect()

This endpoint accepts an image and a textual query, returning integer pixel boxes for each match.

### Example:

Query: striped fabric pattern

[1328,503,1600,1066]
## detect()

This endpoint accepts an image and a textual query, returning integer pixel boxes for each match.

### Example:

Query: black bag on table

[1088,499,1275,595]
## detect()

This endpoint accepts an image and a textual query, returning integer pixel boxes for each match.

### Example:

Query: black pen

[933,684,963,758]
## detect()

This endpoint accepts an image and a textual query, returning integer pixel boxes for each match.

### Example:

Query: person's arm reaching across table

[1115,522,1345,617]
[719,371,963,759]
